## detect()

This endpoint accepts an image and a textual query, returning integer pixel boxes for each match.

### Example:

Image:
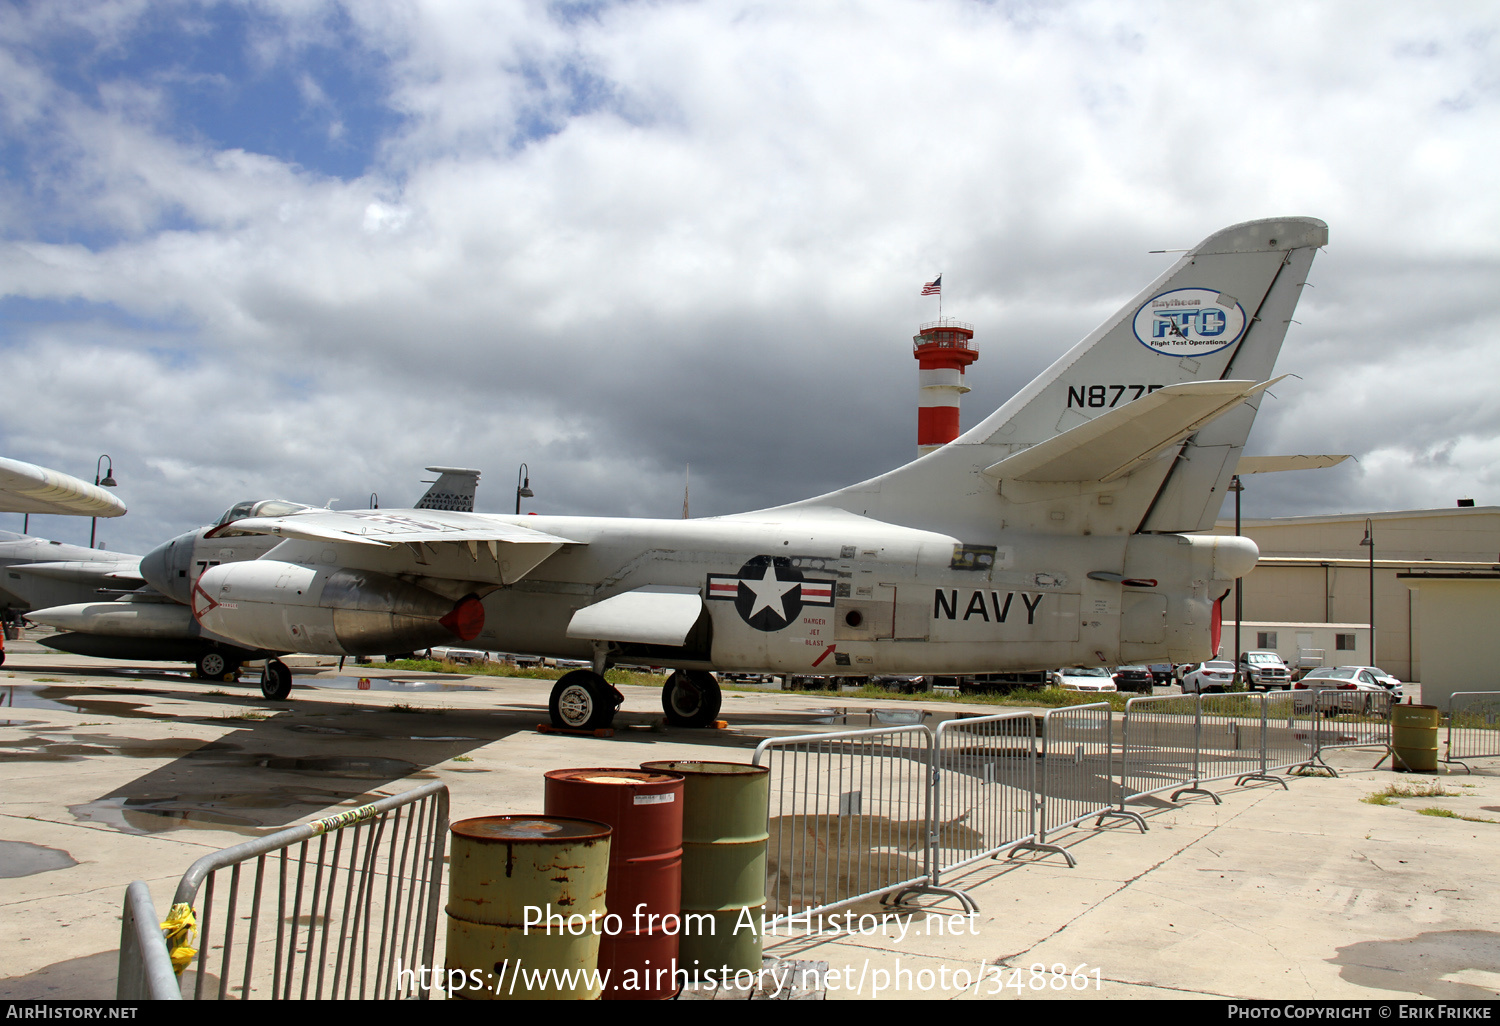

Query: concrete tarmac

[1,638,1496,1002]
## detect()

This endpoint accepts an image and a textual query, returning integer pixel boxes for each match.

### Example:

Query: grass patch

[390,702,442,714]
[1366,781,1460,800]
[453,755,473,763]
[773,683,1129,712]
[222,710,270,721]
[1418,807,1497,823]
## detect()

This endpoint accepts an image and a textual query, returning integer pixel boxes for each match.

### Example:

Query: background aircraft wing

[0,456,127,518]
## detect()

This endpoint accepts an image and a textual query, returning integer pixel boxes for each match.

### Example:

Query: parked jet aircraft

[180,218,1326,730]
[28,468,481,678]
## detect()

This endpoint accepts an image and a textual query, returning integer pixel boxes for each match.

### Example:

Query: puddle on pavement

[0,734,229,761]
[1333,930,1500,1000]
[0,840,78,878]
[0,685,159,718]
[301,676,487,693]
[69,786,382,836]
[254,755,418,777]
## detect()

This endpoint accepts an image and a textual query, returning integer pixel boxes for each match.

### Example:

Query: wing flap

[566,586,705,647]
[227,509,579,548]
[982,378,1283,484]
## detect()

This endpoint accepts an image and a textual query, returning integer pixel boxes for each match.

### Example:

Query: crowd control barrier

[1444,692,1500,772]
[118,782,448,1000]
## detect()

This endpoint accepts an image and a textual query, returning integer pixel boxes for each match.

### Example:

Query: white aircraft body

[29,469,482,678]
[175,218,1326,729]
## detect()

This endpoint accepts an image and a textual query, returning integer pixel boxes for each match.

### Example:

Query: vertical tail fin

[414,467,481,512]
[782,217,1327,536]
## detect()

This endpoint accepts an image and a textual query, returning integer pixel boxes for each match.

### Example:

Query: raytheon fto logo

[1132,288,1246,357]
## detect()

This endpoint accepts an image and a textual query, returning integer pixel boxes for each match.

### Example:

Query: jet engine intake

[193,560,484,657]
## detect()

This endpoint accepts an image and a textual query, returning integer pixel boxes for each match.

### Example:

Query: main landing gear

[661,670,723,728]
[260,658,293,700]
[196,650,241,681]
[548,670,624,731]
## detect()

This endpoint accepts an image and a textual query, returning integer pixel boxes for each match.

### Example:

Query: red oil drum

[544,768,685,1000]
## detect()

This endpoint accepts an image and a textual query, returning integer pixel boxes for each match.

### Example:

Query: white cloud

[0,0,1498,554]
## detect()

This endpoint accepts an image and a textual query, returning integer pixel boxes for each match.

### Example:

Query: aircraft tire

[661,670,722,728]
[260,659,293,701]
[197,651,229,679]
[549,670,614,730]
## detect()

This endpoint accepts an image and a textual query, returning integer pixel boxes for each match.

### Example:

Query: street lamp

[515,463,534,515]
[1360,518,1375,666]
[90,454,117,548]
[1230,473,1244,682]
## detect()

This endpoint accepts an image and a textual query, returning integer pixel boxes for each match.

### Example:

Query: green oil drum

[445,816,611,1000]
[640,760,769,974]
[1391,703,1441,773]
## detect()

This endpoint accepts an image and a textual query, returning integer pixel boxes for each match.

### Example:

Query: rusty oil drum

[640,760,769,972]
[544,768,684,1000]
[445,816,611,1000]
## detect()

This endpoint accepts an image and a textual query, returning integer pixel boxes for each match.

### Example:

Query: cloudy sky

[1,0,1497,555]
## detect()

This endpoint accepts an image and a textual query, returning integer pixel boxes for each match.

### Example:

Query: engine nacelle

[193,560,484,657]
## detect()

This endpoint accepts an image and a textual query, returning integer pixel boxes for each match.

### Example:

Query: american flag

[921,275,941,296]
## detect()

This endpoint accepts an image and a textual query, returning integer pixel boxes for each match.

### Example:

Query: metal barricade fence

[1018,704,1142,866]
[753,725,936,925]
[1118,695,1213,807]
[1445,691,1500,771]
[1198,693,1286,790]
[118,881,183,1000]
[1261,690,1311,776]
[928,711,1039,886]
[1293,689,1393,775]
[119,782,449,1000]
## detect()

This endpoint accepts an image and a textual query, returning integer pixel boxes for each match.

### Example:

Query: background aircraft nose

[138,530,198,604]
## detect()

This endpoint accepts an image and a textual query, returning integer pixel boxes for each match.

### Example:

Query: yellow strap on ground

[160,903,198,974]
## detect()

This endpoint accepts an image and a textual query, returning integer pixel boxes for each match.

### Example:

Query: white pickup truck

[1239,650,1292,690]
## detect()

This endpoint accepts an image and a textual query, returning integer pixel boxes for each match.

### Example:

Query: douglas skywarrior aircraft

[176,218,1327,730]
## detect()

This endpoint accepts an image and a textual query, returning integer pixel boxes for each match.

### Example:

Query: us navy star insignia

[706,556,836,632]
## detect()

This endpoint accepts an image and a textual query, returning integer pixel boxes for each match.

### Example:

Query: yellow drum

[445,816,611,1000]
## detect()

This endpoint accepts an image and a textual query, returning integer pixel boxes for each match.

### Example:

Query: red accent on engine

[439,595,485,641]
[1210,591,1226,657]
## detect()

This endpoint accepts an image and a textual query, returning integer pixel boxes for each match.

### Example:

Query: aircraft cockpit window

[214,499,310,527]
[252,500,310,519]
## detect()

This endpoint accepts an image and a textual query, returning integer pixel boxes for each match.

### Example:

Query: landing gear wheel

[197,651,229,679]
[549,670,616,730]
[260,659,293,701]
[661,670,723,727]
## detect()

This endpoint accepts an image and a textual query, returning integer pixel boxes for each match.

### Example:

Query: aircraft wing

[9,559,145,585]
[982,378,1284,484]
[223,508,578,585]
[0,457,127,518]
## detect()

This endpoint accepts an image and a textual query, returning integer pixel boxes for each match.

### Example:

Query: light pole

[90,455,117,548]
[515,463,533,515]
[1360,518,1375,666]
[1231,473,1244,682]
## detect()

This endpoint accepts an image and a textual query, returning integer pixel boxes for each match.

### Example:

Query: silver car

[1292,666,1393,714]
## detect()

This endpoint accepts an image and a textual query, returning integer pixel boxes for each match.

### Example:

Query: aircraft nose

[139,530,197,604]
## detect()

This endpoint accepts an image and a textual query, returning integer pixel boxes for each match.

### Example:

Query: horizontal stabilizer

[1236,454,1351,475]
[566,586,705,647]
[983,378,1284,484]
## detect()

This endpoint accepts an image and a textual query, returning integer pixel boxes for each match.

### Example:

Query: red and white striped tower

[913,317,978,454]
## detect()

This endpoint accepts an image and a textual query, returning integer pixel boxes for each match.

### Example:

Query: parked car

[1336,665,1404,698]
[1292,666,1392,714]
[1112,665,1154,692]
[1239,650,1291,690]
[1147,663,1175,686]
[1180,660,1237,694]
[1052,667,1118,692]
